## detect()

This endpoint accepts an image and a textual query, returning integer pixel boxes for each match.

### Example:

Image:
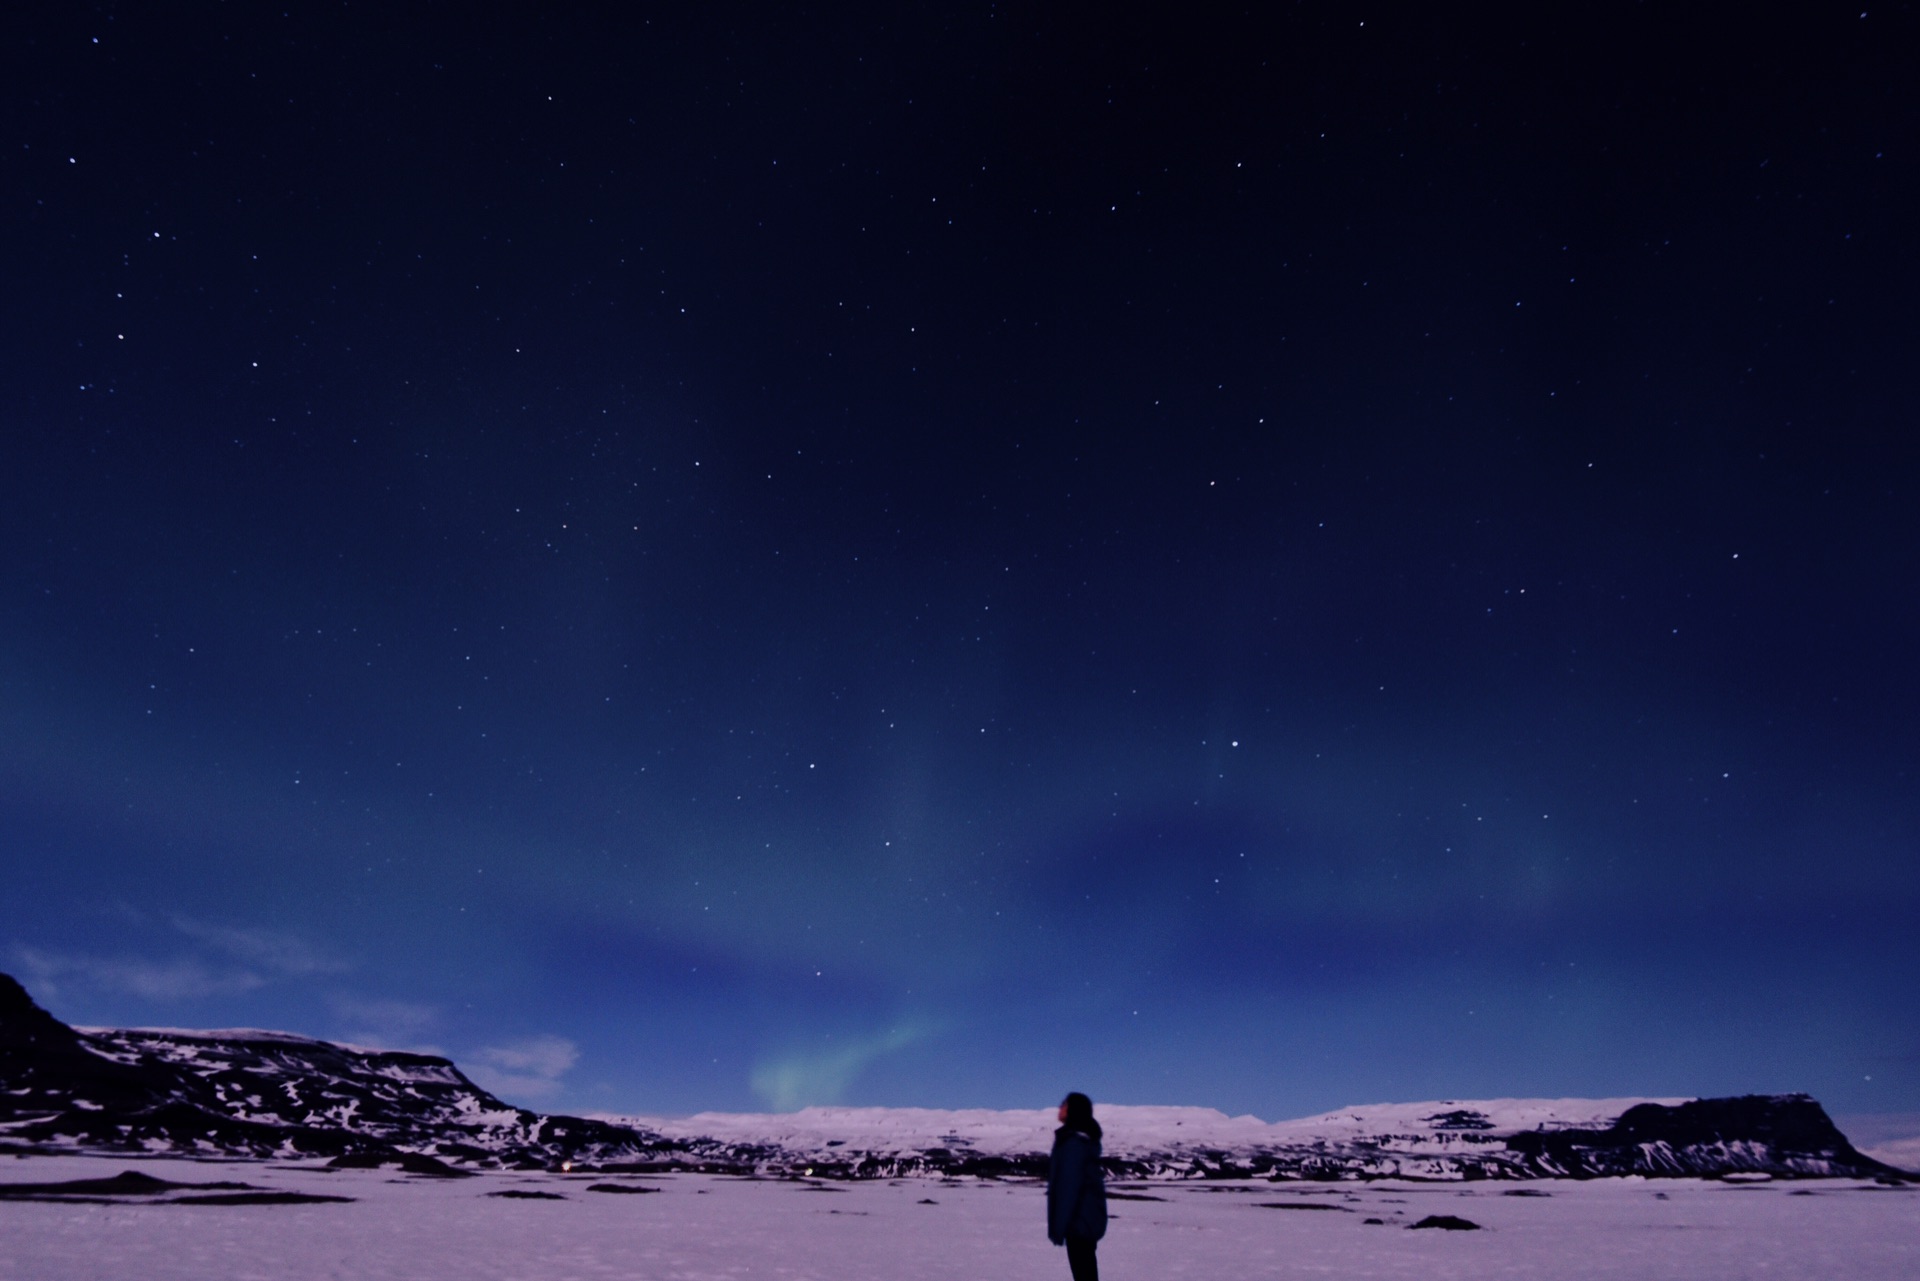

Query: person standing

[1047,1091,1108,1281]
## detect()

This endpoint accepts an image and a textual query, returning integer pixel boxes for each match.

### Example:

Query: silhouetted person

[1047,1091,1107,1281]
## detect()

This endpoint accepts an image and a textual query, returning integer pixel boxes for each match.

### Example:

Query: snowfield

[2,1153,1915,1281]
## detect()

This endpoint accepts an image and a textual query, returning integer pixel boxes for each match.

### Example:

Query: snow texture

[1,1153,1916,1281]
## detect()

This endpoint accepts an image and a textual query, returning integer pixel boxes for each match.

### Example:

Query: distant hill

[0,972,708,1171]
[615,1096,1906,1181]
[2,973,1902,1181]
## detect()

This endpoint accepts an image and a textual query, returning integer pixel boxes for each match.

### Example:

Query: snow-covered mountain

[2,974,1901,1180]
[617,1096,1900,1180]
[0,974,708,1170]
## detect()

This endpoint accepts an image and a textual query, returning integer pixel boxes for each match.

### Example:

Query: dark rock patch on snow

[327,1151,470,1177]
[0,1169,253,1198]
[170,1190,356,1205]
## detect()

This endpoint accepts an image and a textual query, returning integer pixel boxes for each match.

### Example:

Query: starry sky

[4,4,1916,1123]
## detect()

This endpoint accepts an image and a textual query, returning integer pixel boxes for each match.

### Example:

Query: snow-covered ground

[2,1152,1915,1281]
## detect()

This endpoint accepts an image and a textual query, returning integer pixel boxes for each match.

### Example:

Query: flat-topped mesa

[84,1025,475,1091]
[0,973,690,1169]
[1502,1095,1881,1178]
[2,973,1903,1180]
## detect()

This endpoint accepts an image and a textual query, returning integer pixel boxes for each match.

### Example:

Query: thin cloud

[327,993,444,1054]
[169,916,350,976]
[466,1035,580,1102]
[11,944,264,1003]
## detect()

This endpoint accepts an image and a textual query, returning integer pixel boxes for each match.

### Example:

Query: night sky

[5,4,1916,1124]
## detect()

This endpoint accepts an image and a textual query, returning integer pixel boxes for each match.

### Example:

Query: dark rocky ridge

[0,973,725,1170]
[2,974,1902,1180]
[1497,1096,1883,1179]
[1137,1094,1895,1182]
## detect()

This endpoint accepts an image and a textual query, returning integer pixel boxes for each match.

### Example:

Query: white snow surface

[612,1097,1689,1159]
[1,1152,1914,1281]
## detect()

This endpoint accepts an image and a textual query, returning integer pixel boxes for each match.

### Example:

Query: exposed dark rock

[1409,1214,1481,1230]
[0,1168,346,1205]
[1503,1095,1885,1178]
[326,1151,469,1177]
[170,1191,356,1205]
[0,1170,249,1198]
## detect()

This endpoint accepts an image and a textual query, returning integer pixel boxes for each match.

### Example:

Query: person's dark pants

[1065,1236,1099,1281]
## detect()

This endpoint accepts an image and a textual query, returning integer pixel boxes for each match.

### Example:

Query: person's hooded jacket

[1046,1117,1108,1244]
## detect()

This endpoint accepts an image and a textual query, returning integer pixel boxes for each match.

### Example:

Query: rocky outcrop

[0,973,719,1170]
[1148,1094,1895,1182]
[1499,1095,1884,1178]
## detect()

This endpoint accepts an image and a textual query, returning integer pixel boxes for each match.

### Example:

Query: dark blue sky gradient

[4,3,1916,1119]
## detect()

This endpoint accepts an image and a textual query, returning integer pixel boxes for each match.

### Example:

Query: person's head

[1059,1091,1095,1129]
